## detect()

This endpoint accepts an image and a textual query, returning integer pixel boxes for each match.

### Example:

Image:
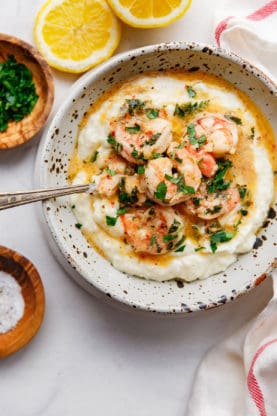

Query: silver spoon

[0,183,96,210]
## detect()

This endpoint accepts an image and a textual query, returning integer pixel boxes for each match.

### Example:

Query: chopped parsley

[163,234,178,242]
[210,229,235,253]
[207,159,232,193]
[131,149,144,160]
[137,165,145,174]
[187,123,206,149]
[240,208,248,216]
[152,152,163,159]
[146,108,159,119]
[168,219,181,234]
[118,177,139,207]
[125,123,141,134]
[145,132,161,146]
[175,245,186,252]
[205,205,222,214]
[154,181,167,201]
[90,151,98,162]
[192,197,201,206]
[249,127,255,140]
[106,167,117,176]
[0,55,38,132]
[194,246,205,252]
[224,114,242,125]
[165,173,195,195]
[107,133,123,153]
[116,207,128,216]
[126,99,145,115]
[238,185,247,199]
[186,85,196,98]
[75,223,83,229]
[174,100,209,118]
[106,216,117,226]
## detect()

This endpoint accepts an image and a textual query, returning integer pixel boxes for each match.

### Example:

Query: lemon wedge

[34,0,121,73]
[107,0,192,28]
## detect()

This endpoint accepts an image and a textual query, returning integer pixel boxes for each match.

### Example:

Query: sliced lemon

[34,0,121,73]
[106,0,192,28]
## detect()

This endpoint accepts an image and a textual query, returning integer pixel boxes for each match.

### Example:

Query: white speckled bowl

[36,42,277,315]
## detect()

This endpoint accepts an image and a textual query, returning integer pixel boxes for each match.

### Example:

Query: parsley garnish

[154,182,167,201]
[0,55,38,132]
[186,85,196,98]
[106,167,117,176]
[125,123,141,133]
[75,223,83,229]
[107,134,123,153]
[118,178,139,207]
[175,245,186,252]
[224,114,242,125]
[168,219,181,234]
[106,216,117,226]
[90,151,98,162]
[146,108,159,119]
[163,234,178,242]
[131,149,144,160]
[249,127,255,140]
[194,246,205,252]
[152,152,163,159]
[210,229,235,253]
[165,173,195,195]
[174,100,209,118]
[238,185,247,199]
[187,123,206,149]
[145,132,161,146]
[137,165,145,174]
[207,159,232,193]
[126,99,145,115]
[116,207,128,216]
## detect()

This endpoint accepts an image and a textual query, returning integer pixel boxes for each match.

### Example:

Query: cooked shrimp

[95,172,146,205]
[184,143,218,178]
[144,150,201,206]
[109,115,172,164]
[120,206,185,255]
[184,183,241,220]
[188,112,239,157]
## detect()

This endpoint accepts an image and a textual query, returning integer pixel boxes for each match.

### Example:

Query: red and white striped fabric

[214,0,277,81]
[187,274,277,415]
[187,3,277,414]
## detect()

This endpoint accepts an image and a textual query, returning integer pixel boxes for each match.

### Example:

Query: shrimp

[120,206,185,255]
[144,149,202,206]
[109,115,172,164]
[95,172,146,205]
[184,183,241,220]
[187,112,239,157]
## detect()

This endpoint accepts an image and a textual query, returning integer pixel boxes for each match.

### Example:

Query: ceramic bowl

[0,33,54,150]
[36,42,277,315]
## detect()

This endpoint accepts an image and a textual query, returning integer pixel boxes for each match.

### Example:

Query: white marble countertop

[0,1,273,415]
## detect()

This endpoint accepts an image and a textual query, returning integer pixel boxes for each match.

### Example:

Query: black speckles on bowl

[36,42,277,315]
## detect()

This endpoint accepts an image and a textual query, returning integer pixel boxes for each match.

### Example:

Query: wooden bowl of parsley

[0,33,54,149]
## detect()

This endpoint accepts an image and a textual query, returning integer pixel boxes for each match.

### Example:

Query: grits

[68,72,276,282]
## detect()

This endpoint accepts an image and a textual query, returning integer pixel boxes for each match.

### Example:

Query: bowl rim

[37,41,277,314]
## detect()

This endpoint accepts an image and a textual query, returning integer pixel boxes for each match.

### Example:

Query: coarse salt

[0,270,25,334]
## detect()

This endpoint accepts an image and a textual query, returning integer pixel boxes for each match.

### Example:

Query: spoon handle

[0,183,94,210]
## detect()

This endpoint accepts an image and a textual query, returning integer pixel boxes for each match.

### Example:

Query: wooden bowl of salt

[0,33,54,149]
[0,246,45,358]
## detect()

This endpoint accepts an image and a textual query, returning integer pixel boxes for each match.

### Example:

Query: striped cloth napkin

[187,2,277,415]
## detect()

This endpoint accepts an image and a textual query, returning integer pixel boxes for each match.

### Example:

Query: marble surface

[0,1,274,415]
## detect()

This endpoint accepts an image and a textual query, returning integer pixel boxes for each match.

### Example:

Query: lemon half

[34,0,121,73]
[107,0,192,28]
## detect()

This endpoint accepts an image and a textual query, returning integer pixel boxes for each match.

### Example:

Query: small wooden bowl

[0,246,45,358]
[0,33,54,149]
